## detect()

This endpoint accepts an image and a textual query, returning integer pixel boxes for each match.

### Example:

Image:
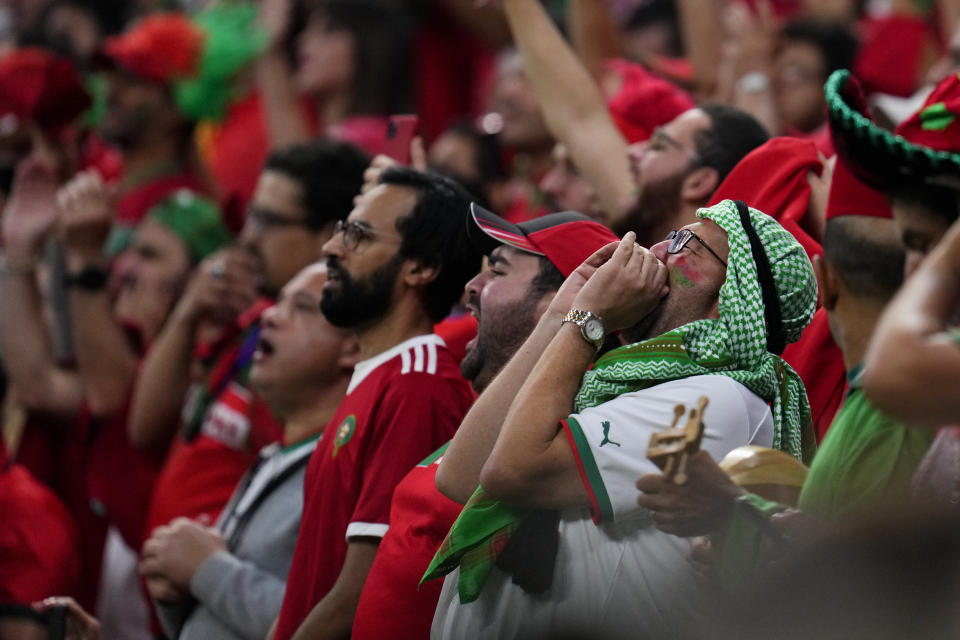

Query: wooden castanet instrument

[646,396,708,485]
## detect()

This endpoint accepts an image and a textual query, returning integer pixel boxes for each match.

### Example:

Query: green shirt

[797,369,934,520]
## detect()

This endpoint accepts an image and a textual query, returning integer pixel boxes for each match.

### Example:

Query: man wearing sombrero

[826,68,960,505]
[820,68,960,429]
[97,5,264,244]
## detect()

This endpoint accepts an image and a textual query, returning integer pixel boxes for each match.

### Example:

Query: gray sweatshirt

[156,437,318,640]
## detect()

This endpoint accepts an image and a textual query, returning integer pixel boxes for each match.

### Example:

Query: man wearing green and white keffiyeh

[573,199,818,461]
[426,199,818,640]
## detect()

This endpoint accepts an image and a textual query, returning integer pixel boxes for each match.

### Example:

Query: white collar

[347,333,447,395]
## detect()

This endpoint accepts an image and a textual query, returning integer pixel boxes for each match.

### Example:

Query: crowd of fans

[1,0,960,638]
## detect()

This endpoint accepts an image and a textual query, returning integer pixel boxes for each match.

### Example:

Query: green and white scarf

[422,200,818,602]
[576,200,818,461]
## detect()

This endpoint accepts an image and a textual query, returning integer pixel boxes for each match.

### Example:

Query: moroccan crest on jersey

[332,415,357,458]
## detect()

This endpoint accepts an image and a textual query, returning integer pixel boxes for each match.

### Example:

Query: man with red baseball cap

[351,205,617,640]
[467,203,623,289]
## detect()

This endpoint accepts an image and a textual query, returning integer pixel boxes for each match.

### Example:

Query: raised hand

[258,0,295,49]
[546,239,619,318]
[722,0,778,77]
[172,247,261,326]
[2,153,62,259]
[55,169,115,263]
[569,232,669,332]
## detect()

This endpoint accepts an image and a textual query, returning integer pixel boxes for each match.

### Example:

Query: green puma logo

[600,420,621,447]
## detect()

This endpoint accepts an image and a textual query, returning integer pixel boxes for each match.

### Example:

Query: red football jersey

[273,335,472,640]
[352,442,463,640]
[146,308,282,535]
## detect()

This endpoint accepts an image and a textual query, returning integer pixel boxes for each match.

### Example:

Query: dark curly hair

[379,166,483,322]
[264,138,369,232]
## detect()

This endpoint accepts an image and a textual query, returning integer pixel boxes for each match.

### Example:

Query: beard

[620,280,721,346]
[100,104,153,151]
[320,252,403,329]
[460,292,541,393]
[620,298,666,345]
[617,170,688,238]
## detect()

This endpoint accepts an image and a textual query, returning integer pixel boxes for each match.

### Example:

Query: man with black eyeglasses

[270,167,481,640]
[430,199,817,639]
[129,140,368,566]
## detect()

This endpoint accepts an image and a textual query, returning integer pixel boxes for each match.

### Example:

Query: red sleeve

[781,308,847,443]
[347,373,468,538]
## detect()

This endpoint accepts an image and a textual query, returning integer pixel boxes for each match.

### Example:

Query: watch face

[584,317,604,341]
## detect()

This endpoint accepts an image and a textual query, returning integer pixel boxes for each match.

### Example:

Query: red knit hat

[102,13,204,84]
[0,48,91,137]
[708,136,823,260]
[604,59,696,144]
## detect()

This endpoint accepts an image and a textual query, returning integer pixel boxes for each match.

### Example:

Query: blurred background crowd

[1,0,960,638]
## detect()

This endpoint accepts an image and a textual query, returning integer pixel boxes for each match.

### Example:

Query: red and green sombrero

[825,69,960,192]
[101,4,266,122]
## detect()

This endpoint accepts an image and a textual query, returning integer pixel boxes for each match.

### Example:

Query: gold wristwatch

[562,309,605,351]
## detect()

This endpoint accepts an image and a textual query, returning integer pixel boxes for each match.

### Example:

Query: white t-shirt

[432,375,773,640]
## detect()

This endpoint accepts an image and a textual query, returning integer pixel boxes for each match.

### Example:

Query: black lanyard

[220,449,312,550]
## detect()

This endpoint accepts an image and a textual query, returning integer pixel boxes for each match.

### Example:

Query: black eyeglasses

[665,229,727,266]
[333,219,402,251]
[247,206,310,229]
[649,128,703,167]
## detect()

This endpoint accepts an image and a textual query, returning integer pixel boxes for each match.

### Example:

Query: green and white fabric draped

[422,200,818,602]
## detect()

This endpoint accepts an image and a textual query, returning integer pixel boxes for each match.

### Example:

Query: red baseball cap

[468,203,618,277]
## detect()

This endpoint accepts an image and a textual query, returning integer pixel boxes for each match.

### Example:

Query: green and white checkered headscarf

[575,199,818,461]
